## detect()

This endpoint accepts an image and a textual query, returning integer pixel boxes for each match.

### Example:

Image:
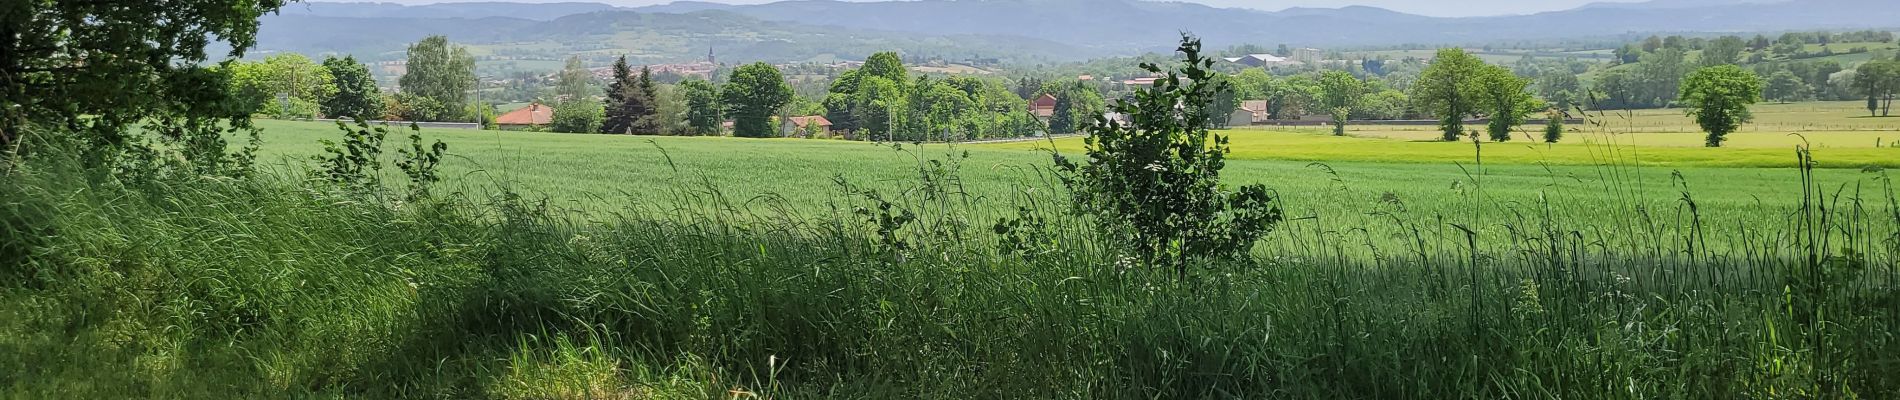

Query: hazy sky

[329,0,1653,17]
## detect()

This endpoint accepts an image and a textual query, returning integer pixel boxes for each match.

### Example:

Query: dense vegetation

[8,1,1900,398]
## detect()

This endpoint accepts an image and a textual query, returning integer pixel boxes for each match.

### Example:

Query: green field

[247,111,1897,257]
[9,114,1895,397]
[981,101,1900,169]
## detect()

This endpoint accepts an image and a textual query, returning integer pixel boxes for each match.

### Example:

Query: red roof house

[495,102,554,129]
[781,115,834,137]
[1029,93,1058,119]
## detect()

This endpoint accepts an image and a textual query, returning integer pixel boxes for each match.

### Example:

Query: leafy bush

[1055,34,1283,277]
[550,101,603,134]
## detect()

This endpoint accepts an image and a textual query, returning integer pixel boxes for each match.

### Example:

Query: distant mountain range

[259,0,1900,65]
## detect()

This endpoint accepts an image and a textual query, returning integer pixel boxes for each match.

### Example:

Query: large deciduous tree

[1763,70,1808,104]
[554,56,595,102]
[229,53,335,120]
[398,36,476,122]
[1317,71,1366,136]
[1679,65,1762,147]
[861,52,908,83]
[1413,48,1487,141]
[680,79,724,136]
[551,101,602,134]
[1474,66,1537,142]
[322,56,383,120]
[1,0,290,166]
[721,62,793,138]
[1700,36,1747,68]
[1854,61,1900,117]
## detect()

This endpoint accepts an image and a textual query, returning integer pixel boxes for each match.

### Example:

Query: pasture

[6,102,1896,398]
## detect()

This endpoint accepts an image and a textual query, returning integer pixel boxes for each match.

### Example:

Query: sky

[329,0,1653,18]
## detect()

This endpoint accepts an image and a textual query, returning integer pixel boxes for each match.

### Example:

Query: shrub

[1055,34,1283,277]
[550,101,604,134]
[1543,109,1564,143]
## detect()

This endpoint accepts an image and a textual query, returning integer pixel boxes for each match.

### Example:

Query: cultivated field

[247,103,1897,256]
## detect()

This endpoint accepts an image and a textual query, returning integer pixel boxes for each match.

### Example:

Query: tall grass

[2,124,1897,398]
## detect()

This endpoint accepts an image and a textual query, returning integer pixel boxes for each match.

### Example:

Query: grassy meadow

[5,100,1899,397]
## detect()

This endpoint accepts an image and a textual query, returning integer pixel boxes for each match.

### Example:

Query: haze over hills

[258,0,1898,65]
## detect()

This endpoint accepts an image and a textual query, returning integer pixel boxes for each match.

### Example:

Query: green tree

[1636,48,1688,107]
[1316,70,1365,136]
[908,79,977,140]
[1854,61,1900,116]
[1352,90,1409,120]
[1542,108,1564,143]
[1229,69,1275,100]
[1700,36,1747,68]
[1474,66,1536,142]
[1593,68,1641,110]
[849,76,907,140]
[398,36,476,122]
[554,56,595,102]
[1679,65,1763,147]
[1763,70,1808,104]
[322,56,382,120]
[601,56,646,134]
[230,53,335,120]
[1536,68,1581,111]
[824,69,867,134]
[1046,80,1104,135]
[861,52,908,83]
[721,62,793,138]
[1412,48,1487,141]
[680,79,723,136]
[1772,34,1805,57]
[1052,34,1282,276]
[1,0,286,165]
[1642,36,1664,53]
[550,101,602,134]
[630,66,661,134]
[652,84,689,135]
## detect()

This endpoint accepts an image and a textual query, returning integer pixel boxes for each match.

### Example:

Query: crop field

[247,110,1897,258]
[17,2,1900,397]
[10,110,1891,397]
[982,101,1900,168]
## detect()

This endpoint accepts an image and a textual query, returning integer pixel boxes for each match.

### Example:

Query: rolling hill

[252,9,1108,64]
[261,0,1900,67]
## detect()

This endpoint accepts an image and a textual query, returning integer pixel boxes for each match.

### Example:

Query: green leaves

[397,36,477,122]
[1679,65,1764,147]
[680,79,724,136]
[721,62,794,138]
[1056,34,1283,278]
[1412,48,1488,141]
[322,56,382,120]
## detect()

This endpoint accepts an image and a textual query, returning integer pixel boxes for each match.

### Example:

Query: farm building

[1222,54,1302,68]
[495,102,554,130]
[1029,93,1058,121]
[781,115,834,137]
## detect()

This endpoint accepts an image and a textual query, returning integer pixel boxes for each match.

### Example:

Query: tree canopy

[1316,71,1366,136]
[680,79,724,136]
[1679,65,1763,147]
[721,62,794,138]
[1412,48,1487,141]
[398,36,477,122]
[322,56,383,120]
[2,0,290,165]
